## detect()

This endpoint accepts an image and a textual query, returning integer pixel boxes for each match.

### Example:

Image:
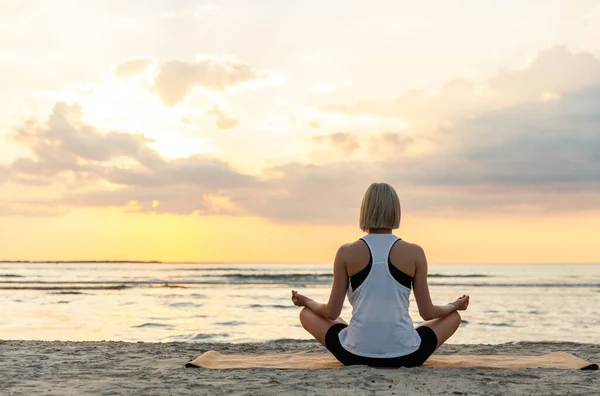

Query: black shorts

[325,324,438,368]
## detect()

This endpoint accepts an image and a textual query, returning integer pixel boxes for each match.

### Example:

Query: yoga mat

[187,351,598,370]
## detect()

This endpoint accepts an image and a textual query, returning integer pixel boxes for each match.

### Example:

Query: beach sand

[1,341,597,396]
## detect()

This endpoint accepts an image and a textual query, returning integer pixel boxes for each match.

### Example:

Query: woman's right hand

[453,295,470,311]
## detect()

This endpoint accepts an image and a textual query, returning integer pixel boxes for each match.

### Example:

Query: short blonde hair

[359,182,401,232]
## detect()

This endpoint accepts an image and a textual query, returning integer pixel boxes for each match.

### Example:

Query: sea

[1,263,599,344]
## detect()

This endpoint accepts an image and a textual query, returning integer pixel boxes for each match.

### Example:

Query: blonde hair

[359,182,401,232]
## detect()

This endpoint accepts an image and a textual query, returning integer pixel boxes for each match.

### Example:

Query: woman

[291,182,469,367]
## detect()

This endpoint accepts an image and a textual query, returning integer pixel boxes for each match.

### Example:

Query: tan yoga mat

[187,351,598,370]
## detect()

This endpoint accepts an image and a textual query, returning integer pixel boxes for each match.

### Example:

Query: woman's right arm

[413,245,468,320]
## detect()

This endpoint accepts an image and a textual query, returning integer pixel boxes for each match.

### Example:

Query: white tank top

[337,234,421,358]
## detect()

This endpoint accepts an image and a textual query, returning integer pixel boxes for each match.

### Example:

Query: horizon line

[1,260,599,265]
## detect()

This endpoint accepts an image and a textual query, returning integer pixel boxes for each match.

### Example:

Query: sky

[1,0,600,263]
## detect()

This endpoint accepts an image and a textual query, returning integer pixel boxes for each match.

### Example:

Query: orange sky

[1,1,600,263]
[1,209,599,263]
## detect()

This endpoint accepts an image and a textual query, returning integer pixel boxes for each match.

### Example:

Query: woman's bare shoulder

[338,239,368,256]
[394,239,426,256]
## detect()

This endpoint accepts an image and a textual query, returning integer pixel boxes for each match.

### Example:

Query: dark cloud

[397,86,600,188]
[235,84,600,223]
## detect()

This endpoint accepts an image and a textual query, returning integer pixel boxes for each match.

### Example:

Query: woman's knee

[449,310,462,327]
[451,310,461,321]
[299,307,311,327]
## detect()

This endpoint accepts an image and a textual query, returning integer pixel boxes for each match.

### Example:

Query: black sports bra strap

[349,238,372,292]
[387,238,412,289]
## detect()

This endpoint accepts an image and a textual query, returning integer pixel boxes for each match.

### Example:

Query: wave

[429,283,600,288]
[49,291,86,295]
[3,279,598,289]
[0,285,128,291]
[245,304,296,309]
[146,315,208,321]
[132,323,175,328]
[479,322,519,328]
[214,321,246,326]
[0,274,24,278]
[216,273,333,284]
[162,293,206,299]
[168,302,203,308]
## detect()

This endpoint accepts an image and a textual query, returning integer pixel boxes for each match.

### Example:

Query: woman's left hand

[291,290,309,307]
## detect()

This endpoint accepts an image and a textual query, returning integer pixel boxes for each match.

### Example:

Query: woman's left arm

[293,245,348,320]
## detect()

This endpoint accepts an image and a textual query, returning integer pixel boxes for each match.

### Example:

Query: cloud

[0,166,10,184]
[113,56,273,106]
[206,106,238,130]
[103,155,255,188]
[153,56,271,106]
[406,86,600,188]
[310,131,417,158]
[367,133,415,156]
[3,47,600,224]
[232,49,600,223]
[4,101,259,215]
[231,161,375,224]
[262,84,600,221]
[312,132,359,155]
[11,102,162,182]
[65,185,241,215]
[114,58,155,79]
[321,46,600,128]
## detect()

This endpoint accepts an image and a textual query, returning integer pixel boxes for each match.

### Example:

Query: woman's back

[338,233,421,358]
[292,182,468,367]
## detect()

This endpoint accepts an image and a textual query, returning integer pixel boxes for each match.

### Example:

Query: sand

[0,341,598,396]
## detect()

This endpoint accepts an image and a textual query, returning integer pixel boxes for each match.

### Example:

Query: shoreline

[1,341,598,395]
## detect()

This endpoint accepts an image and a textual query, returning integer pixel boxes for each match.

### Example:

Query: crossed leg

[417,311,462,349]
[298,307,347,347]
[299,307,461,350]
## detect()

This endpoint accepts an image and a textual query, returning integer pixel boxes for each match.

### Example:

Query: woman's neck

[368,228,392,234]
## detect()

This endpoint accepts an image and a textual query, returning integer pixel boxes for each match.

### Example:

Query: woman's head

[359,182,401,232]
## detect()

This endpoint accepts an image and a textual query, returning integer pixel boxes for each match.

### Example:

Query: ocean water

[1,263,599,344]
